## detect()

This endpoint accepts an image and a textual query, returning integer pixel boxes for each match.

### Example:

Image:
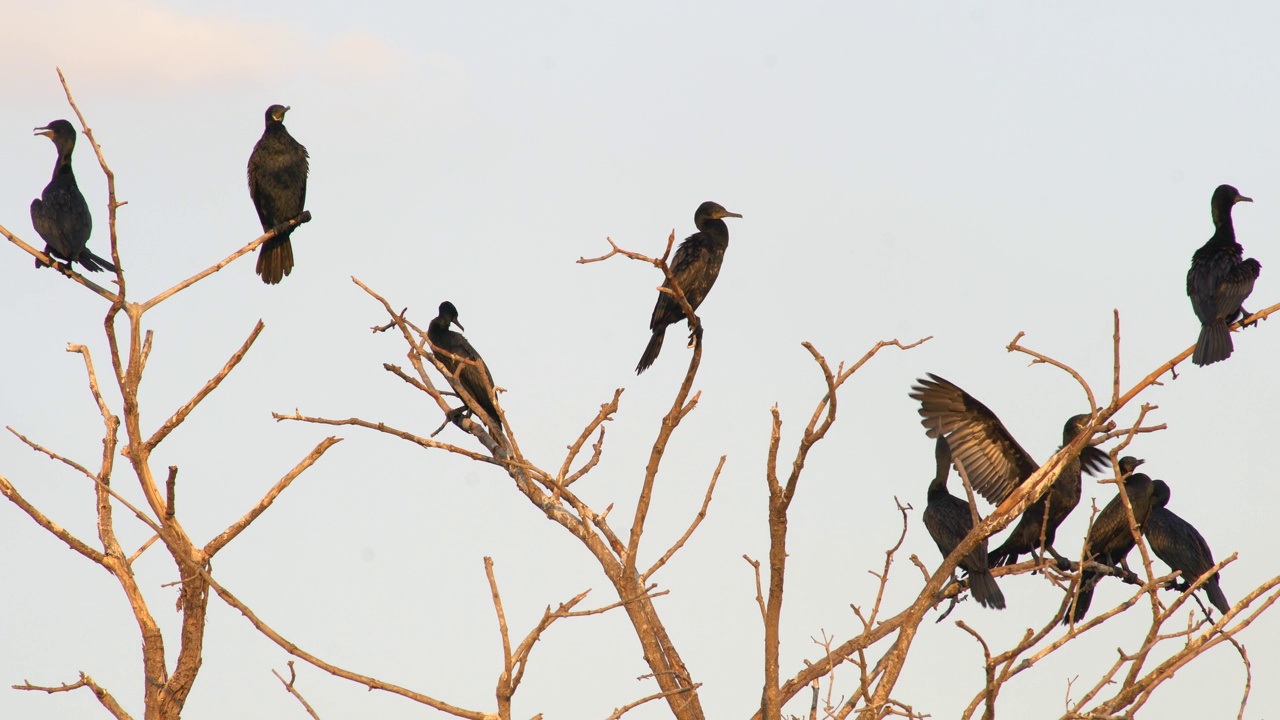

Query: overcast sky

[3,2,1279,718]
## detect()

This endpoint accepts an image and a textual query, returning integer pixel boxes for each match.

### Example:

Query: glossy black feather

[923,436,1005,609]
[1187,184,1260,365]
[427,301,502,431]
[1145,480,1229,614]
[1067,457,1154,624]
[909,375,1104,566]
[30,119,115,273]
[248,105,309,285]
[636,201,742,373]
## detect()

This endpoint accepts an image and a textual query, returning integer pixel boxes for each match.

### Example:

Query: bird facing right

[1187,184,1260,366]
[427,301,503,432]
[248,104,309,285]
[636,201,742,374]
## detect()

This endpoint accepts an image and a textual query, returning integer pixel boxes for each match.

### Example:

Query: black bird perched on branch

[636,201,742,374]
[427,301,502,431]
[923,436,1005,609]
[1187,184,1260,366]
[30,119,115,273]
[909,374,1108,567]
[1066,456,1154,625]
[1145,479,1230,615]
[248,104,309,285]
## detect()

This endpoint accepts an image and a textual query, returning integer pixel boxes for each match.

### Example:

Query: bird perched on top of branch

[30,119,115,273]
[427,301,502,431]
[923,435,1005,609]
[909,374,1109,567]
[636,201,742,374]
[1187,184,1259,366]
[1145,479,1230,615]
[1065,456,1154,625]
[248,104,309,285]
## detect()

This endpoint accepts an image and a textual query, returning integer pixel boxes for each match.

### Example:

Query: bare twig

[272,662,323,720]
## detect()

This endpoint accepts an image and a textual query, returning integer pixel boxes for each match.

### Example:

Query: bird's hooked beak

[273,106,290,122]
[1236,193,1254,204]
[717,209,743,220]
[452,319,465,332]
[33,126,54,138]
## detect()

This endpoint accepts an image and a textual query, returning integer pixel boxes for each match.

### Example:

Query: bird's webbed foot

[686,316,704,349]
[1046,547,1073,572]
[1240,308,1260,328]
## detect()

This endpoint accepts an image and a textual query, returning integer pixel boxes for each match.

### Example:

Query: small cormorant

[248,104,309,285]
[909,374,1108,566]
[1145,479,1230,614]
[923,436,1006,609]
[427,301,502,431]
[30,119,115,273]
[1066,456,1154,625]
[1187,184,1260,365]
[636,201,742,374]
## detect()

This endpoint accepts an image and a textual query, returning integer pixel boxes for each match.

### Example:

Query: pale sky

[2,2,1279,718]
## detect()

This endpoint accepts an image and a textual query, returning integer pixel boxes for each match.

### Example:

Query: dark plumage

[248,104,309,285]
[1145,480,1230,614]
[1066,457,1155,624]
[636,201,742,374]
[909,374,1107,566]
[427,301,502,431]
[923,436,1005,609]
[1187,184,1260,366]
[30,119,115,273]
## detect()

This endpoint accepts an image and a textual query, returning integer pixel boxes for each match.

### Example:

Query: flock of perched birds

[26,106,1257,624]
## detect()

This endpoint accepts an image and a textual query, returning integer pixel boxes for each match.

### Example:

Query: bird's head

[694,201,743,228]
[1150,479,1171,508]
[265,104,291,125]
[438,301,464,331]
[33,119,76,149]
[1118,456,1145,478]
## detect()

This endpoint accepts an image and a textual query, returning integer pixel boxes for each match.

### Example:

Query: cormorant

[1187,184,1260,366]
[1145,479,1230,614]
[30,119,115,273]
[909,374,1108,567]
[1066,456,1154,625]
[636,201,742,374]
[248,104,309,285]
[427,301,502,431]
[923,436,1006,609]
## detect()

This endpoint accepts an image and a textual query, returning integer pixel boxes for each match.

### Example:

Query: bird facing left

[30,119,116,273]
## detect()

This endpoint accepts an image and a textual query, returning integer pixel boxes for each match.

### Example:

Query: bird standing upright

[30,119,115,273]
[1066,456,1155,625]
[427,301,502,431]
[923,436,1006,609]
[636,201,742,374]
[1187,184,1260,365]
[248,104,309,285]
[909,374,1109,567]
[1145,480,1230,614]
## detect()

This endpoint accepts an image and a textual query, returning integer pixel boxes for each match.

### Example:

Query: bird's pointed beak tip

[725,211,743,219]
[1240,195,1254,203]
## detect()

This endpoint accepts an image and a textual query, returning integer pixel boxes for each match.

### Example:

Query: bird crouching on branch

[1065,456,1154,625]
[636,201,742,374]
[248,104,309,285]
[1187,184,1260,366]
[30,119,115,273]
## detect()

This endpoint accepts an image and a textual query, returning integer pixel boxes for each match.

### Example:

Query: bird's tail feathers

[987,541,1019,568]
[967,570,1006,610]
[80,250,117,273]
[257,233,295,285]
[1065,573,1097,625]
[636,330,665,374]
[1193,322,1233,366]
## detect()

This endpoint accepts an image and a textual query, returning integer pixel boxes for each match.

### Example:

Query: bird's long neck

[1210,203,1237,243]
[698,218,730,247]
[927,470,950,501]
[53,146,75,179]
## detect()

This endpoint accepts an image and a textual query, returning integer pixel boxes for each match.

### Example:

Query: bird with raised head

[1187,184,1260,365]
[636,201,742,374]
[30,119,115,273]
[923,436,1006,609]
[1066,456,1154,625]
[248,104,309,285]
[427,301,502,431]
